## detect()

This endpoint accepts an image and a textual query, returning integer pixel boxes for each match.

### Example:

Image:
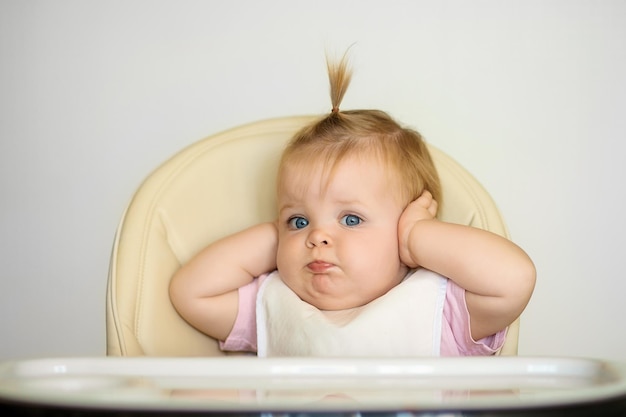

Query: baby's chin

[279,270,403,311]
[293,278,366,310]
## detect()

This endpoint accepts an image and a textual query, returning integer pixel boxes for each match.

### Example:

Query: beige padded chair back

[106,115,519,356]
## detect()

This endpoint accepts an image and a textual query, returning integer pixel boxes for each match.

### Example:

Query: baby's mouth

[307,260,334,273]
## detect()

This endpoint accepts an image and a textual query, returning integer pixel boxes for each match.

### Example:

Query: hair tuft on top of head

[278,49,442,208]
[326,50,353,115]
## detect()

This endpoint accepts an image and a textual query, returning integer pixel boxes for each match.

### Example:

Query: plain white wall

[1,0,625,361]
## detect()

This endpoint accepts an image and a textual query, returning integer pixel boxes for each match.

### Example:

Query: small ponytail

[280,50,441,207]
[326,51,353,115]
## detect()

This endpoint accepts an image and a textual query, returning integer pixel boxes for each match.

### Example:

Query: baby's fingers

[428,198,438,217]
[416,190,438,218]
[416,190,433,206]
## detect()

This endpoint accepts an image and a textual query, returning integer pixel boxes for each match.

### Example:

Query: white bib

[256,268,448,357]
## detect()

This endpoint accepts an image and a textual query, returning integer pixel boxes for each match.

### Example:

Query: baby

[169,56,536,356]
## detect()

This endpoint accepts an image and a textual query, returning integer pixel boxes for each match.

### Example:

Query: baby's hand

[398,190,438,268]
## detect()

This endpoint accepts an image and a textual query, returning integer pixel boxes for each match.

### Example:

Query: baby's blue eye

[341,214,362,227]
[288,216,309,229]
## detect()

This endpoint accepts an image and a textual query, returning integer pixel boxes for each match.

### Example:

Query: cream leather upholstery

[106,115,519,356]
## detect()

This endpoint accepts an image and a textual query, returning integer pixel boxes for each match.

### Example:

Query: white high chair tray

[1,356,625,414]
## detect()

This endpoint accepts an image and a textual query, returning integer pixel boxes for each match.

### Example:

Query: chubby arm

[398,191,536,341]
[169,222,278,341]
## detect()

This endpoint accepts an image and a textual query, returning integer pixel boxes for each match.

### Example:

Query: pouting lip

[306,260,335,273]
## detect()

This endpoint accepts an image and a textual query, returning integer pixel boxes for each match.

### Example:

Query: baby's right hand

[398,190,438,268]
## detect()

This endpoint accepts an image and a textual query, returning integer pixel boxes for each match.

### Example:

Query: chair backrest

[106,115,519,356]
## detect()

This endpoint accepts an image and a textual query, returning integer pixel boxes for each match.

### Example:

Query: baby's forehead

[279,152,381,185]
[277,153,406,202]
[282,149,385,173]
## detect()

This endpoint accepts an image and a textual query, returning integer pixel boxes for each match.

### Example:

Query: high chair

[106,115,519,356]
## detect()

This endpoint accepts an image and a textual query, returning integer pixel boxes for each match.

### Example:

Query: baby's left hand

[398,190,438,268]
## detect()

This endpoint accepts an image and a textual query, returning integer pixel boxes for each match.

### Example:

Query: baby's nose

[306,228,331,247]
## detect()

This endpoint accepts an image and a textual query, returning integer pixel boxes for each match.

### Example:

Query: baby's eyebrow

[329,197,369,210]
[334,198,363,205]
[277,202,299,216]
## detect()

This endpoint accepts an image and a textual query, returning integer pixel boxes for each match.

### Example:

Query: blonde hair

[278,54,441,207]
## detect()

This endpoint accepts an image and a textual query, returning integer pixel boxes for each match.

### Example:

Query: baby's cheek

[275,253,287,274]
[275,248,296,279]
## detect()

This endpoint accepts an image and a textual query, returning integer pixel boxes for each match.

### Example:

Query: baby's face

[276,156,408,310]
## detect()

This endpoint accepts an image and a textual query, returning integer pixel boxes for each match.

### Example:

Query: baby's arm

[398,191,536,341]
[169,222,278,341]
